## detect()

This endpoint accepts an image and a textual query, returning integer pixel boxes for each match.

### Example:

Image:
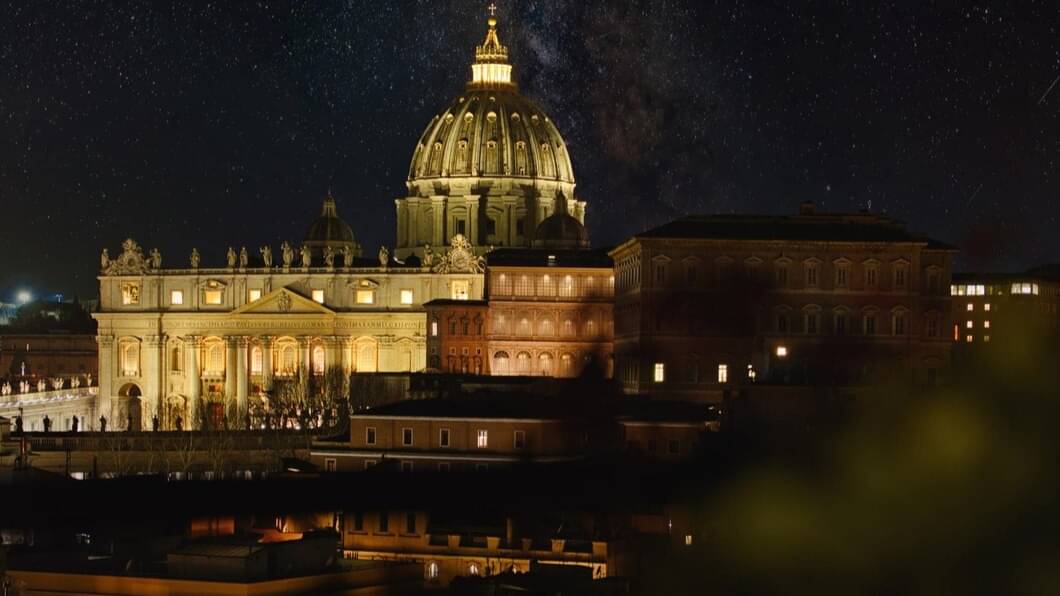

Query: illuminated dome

[395,12,586,260]
[304,193,362,258]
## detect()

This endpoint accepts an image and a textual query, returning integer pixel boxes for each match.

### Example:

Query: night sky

[1,1,1057,300]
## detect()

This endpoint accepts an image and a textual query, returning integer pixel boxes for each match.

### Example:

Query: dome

[533,198,590,249]
[304,194,362,258]
[394,13,587,261]
[408,90,575,184]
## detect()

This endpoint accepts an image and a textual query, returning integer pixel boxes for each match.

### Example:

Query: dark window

[514,430,526,449]
[777,314,789,333]
[456,220,466,235]
[439,428,450,447]
[353,512,364,532]
[486,218,497,236]
[516,218,525,235]
[365,427,376,445]
[668,440,680,454]
[402,428,413,446]
[379,512,389,533]
[406,513,417,534]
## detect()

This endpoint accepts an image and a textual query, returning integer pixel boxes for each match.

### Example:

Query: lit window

[400,289,414,305]
[365,427,377,445]
[451,280,470,300]
[776,346,788,358]
[312,289,326,304]
[984,303,991,312]
[122,283,141,305]
[204,290,223,305]
[469,563,480,576]
[966,335,974,343]
[427,562,439,580]
[430,321,438,337]
[170,290,184,305]
[685,534,693,546]
[355,290,373,304]
[249,289,262,302]
[717,364,728,383]
[402,428,413,446]
[966,320,974,329]
[984,320,991,329]
[653,363,666,383]
[967,303,974,312]
[250,347,263,374]
[477,430,488,448]
[984,335,991,342]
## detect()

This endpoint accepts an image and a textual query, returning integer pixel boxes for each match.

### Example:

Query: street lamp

[16,290,33,305]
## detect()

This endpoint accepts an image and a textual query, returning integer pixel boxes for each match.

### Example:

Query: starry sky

[1,0,1058,300]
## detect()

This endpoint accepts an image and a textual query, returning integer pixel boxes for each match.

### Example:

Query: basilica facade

[92,15,593,429]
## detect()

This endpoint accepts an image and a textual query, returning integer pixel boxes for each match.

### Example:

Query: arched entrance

[165,395,187,430]
[118,383,143,431]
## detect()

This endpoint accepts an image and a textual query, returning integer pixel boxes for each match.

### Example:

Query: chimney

[798,201,816,216]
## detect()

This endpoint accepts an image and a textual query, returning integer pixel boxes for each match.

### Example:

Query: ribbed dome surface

[533,212,590,249]
[408,89,575,184]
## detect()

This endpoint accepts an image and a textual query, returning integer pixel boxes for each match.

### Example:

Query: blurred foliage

[656,314,1060,595]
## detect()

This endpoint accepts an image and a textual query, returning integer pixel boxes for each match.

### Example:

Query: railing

[0,387,97,409]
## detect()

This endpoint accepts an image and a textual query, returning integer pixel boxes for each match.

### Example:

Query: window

[427,562,439,580]
[685,534,694,546]
[477,430,489,448]
[865,265,879,288]
[365,427,377,446]
[378,512,389,533]
[353,512,364,532]
[355,290,374,304]
[400,289,414,305]
[864,313,877,335]
[121,342,139,376]
[984,335,991,342]
[926,316,939,338]
[250,347,263,374]
[469,563,480,576]
[204,290,223,305]
[406,513,417,535]
[439,428,450,447]
[927,270,941,294]
[717,364,728,383]
[984,320,991,329]
[966,335,974,343]
[653,362,666,383]
[451,280,470,300]
[122,283,141,305]
[835,310,848,335]
[805,311,819,334]
[966,320,974,329]
[686,262,698,284]
[775,345,788,358]
[984,303,992,312]
[430,320,438,336]
[893,311,907,335]
[364,460,377,470]
[835,265,849,288]
[312,345,325,375]
[170,290,184,305]
[894,266,908,289]
[206,342,224,375]
[514,430,526,449]
[655,263,667,285]
[805,263,819,287]
[775,265,789,287]
[777,313,789,333]
[967,303,974,311]
[402,428,413,446]
[249,289,262,302]
[324,458,337,472]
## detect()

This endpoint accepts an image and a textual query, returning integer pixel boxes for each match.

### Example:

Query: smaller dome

[533,212,589,250]
[304,194,362,258]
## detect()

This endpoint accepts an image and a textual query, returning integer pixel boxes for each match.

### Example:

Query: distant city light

[16,290,33,304]
[775,346,788,358]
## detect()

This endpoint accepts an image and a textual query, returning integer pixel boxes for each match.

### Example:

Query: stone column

[466,195,481,246]
[185,335,202,430]
[236,336,249,427]
[224,336,238,411]
[341,337,354,374]
[144,334,165,426]
[96,335,115,427]
[260,336,274,393]
[431,196,446,246]
[324,336,341,373]
[300,337,312,374]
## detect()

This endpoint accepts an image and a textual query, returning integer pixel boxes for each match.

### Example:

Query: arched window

[427,562,440,580]
[455,139,469,173]
[494,352,510,375]
[538,318,554,336]
[250,347,263,375]
[469,563,480,577]
[206,341,224,376]
[539,353,554,376]
[280,344,297,375]
[562,318,575,336]
[312,345,326,375]
[585,319,597,337]
[518,317,532,336]
[429,142,444,174]
[516,352,531,374]
[540,143,555,177]
[485,140,499,173]
[121,342,139,377]
[515,141,528,174]
[560,353,575,377]
[170,344,182,372]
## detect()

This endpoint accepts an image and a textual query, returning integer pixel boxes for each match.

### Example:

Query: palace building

[91,14,593,429]
[611,203,956,400]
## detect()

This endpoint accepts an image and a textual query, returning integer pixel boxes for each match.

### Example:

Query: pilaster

[96,335,115,427]
[185,335,202,430]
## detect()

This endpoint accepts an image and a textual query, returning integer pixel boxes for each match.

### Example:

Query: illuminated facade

[93,196,487,430]
[611,203,956,400]
[425,249,614,378]
[395,15,587,260]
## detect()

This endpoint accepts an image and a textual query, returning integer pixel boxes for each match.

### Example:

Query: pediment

[230,288,335,315]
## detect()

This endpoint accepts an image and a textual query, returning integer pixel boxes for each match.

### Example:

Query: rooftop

[486,248,613,269]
